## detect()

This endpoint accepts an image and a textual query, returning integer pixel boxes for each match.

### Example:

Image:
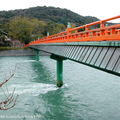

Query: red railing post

[85,26,89,31]
[100,21,105,36]
[111,28,116,35]
[85,26,89,37]
[100,21,104,28]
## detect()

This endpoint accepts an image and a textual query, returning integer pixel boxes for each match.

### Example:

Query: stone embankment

[0,48,50,56]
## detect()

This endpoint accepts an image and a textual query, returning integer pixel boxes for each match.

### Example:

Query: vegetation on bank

[0,6,101,46]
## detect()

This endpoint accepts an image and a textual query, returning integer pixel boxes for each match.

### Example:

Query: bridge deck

[29,43,120,76]
[25,16,120,77]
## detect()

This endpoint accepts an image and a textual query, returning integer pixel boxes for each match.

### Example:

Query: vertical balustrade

[24,15,120,46]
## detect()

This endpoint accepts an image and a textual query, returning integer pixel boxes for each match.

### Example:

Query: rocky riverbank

[0,48,50,56]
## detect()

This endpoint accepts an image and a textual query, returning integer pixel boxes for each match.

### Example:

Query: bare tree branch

[0,66,18,110]
[0,65,17,87]
[0,95,18,110]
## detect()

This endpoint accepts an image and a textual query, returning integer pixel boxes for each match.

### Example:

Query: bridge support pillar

[35,49,39,61]
[56,58,63,87]
[50,54,66,87]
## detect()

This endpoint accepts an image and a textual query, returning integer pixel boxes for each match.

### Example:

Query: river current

[0,56,120,120]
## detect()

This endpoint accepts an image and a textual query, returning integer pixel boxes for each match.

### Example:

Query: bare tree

[0,66,18,110]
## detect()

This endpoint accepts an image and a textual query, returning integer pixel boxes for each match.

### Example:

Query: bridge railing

[25,15,120,47]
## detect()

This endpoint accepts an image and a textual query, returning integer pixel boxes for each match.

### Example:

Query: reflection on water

[0,56,120,120]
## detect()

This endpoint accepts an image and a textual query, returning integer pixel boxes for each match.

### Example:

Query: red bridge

[25,15,120,46]
[25,16,120,87]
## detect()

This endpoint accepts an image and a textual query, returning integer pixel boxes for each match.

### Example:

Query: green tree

[8,17,46,44]
[45,21,65,35]
[8,17,33,44]
[30,18,46,40]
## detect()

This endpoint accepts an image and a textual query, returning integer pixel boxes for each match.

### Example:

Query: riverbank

[0,48,50,56]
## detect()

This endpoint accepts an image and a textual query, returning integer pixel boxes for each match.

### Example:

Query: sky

[0,0,120,23]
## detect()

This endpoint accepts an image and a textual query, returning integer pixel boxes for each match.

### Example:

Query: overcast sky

[0,0,120,23]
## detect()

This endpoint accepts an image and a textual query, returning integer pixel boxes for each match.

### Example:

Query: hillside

[0,6,99,26]
[0,6,101,46]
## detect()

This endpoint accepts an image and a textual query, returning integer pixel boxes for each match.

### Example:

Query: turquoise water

[0,56,120,120]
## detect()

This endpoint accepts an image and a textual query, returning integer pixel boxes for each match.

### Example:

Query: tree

[45,21,65,35]
[8,17,34,44]
[8,17,66,44]
[0,6,100,27]
[0,66,18,110]
[0,34,5,47]
[30,18,46,40]
[8,17,46,44]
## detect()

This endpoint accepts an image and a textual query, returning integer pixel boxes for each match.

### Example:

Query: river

[0,56,120,120]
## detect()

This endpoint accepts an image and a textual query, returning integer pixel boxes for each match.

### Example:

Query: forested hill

[0,6,100,46]
[0,6,99,26]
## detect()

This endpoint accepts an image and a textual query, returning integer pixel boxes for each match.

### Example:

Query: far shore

[0,48,50,57]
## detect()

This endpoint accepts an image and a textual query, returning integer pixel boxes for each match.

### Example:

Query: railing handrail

[48,15,120,38]
[69,15,120,32]
[24,15,120,47]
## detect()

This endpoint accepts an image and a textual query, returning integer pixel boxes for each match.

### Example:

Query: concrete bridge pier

[51,54,66,87]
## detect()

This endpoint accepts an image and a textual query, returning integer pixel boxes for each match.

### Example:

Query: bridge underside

[29,42,120,77]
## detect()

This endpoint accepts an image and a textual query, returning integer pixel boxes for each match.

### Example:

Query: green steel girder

[35,41,120,47]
